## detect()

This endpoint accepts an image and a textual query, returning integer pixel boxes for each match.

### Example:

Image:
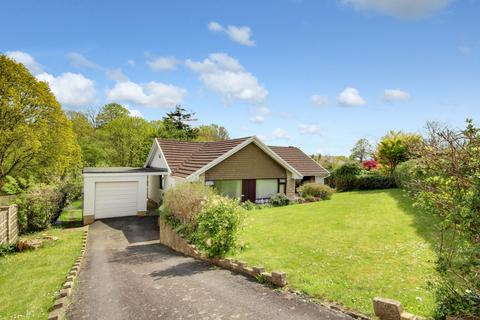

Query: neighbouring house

[82,136,328,224]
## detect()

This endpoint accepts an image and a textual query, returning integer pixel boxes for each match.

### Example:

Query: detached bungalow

[82,136,328,224]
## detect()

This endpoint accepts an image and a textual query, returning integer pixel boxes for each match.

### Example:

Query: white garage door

[95,181,138,219]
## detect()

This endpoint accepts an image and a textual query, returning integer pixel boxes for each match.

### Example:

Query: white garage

[82,167,167,224]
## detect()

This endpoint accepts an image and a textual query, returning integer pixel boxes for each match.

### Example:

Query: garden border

[47,228,89,320]
[159,218,287,287]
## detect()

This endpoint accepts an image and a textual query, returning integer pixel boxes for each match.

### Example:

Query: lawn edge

[47,227,88,320]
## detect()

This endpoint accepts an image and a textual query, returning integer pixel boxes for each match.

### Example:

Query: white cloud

[186,53,267,104]
[36,72,96,107]
[127,59,136,66]
[342,0,451,18]
[272,128,290,140]
[311,94,328,106]
[147,56,178,71]
[299,124,321,135]
[458,46,472,55]
[256,134,268,141]
[250,115,265,124]
[125,106,143,118]
[207,21,255,46]
[383,89,411,102]
[6,51,43,74]
[67,52,100,69]
[105,68,129,82]
[337,87,366,106]
[106,81,186,108]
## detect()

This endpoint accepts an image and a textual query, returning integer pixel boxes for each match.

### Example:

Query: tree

[350,138,373,162]
[410,120,480,319]
[66,111,108,166]
[375,131,421,175]
[0,55,81,185]
[161,105,198,140]
[99,116,155,166]
[95,103,129,128]
[196,124,230,142]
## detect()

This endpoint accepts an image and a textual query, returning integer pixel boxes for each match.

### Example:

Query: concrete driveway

[67,216,353,320]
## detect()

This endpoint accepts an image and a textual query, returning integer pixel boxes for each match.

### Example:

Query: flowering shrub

[193,195,245,258]
[268,193,290,207]
[362,159,378,171]
[298,183,334,200]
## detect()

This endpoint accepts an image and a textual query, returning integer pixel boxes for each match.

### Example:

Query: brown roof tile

[269,146,329,177]
[157,137,251,177]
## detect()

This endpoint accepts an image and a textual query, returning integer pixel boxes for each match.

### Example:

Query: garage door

[95,181,138,219]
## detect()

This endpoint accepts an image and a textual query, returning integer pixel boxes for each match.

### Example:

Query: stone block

[252,266,265,275]
[373,297,403,320]
[83,215,94,225]
[271,271,287,287]
[63,281,73,289]
[53,297,66,310]
[48,309,63,320]
[260,272,272,282]
[57,288,71,298]
[401,312,417,320]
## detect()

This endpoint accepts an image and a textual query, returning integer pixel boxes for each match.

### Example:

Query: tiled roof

[157,137,251,178]
[269,146,330,177]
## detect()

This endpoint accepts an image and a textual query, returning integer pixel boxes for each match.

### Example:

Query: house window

[278,178,286,194]
[214,180,242,198]
[159,175,163,190]
[256,179,278,199]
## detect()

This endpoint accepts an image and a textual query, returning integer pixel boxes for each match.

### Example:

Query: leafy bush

[163,183,215,225]
[268,193,290,207]
[393,159,418,190]
[298,183,334,200]
[330,162,362,191]
[193,195,245,258]
[14,183,64,233]
[0,243,16,257]
[241,200,256,211]
[362,159,378,170]
[353,173,397,190]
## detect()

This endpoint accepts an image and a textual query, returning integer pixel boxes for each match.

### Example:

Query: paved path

[67,216,352,320]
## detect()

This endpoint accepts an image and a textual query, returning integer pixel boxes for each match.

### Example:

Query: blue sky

[1,0,479,155]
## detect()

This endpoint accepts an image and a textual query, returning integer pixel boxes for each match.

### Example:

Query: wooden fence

[0,205,18,245]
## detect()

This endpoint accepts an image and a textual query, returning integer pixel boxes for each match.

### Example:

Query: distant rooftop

[83,167,167,174]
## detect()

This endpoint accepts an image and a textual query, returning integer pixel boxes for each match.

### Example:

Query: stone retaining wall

[159,218,287,287]
[0,205,18,245]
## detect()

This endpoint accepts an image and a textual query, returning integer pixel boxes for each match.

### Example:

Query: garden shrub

[353,173,397,190]
[163,183,215,225]
[241,200,256,211]
[330,162,362,191]
[268,193,290,207]
[193,195,245,258]
[298,183,334,200]
[393,159,418,190]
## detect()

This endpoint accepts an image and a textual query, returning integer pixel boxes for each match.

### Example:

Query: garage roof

[83,167,167,174]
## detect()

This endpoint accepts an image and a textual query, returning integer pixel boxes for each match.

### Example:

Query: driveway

[67,216,353,320]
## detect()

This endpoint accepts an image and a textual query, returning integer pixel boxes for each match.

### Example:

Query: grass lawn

[0,227,84,319]
[58,199,83,226]
[231,189,439,317]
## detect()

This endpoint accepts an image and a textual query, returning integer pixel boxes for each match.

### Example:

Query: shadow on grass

[381,188,440,251]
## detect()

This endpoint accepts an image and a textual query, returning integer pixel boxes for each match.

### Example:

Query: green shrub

[330,162,362,191]
[298,183,335,200]
[14,183,64,233]
[163,183,215,225]
[0,243,16,257]
[353,173,397,190]
[268,193,290,207]
[393,159,418,190]
[241,200,256,211]
[193,195,245,258]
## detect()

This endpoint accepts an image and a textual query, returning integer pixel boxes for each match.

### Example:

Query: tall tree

[99,117,155,166]
[95,103,129,128]
[376,131,421,174]
[350,138,373,162]
[196,124,230,142]
[0,55,81,185]
[162,105,198,140]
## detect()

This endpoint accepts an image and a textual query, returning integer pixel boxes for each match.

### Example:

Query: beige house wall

[205,143,287,181]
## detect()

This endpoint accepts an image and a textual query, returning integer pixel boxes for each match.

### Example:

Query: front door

[241,179,256,202]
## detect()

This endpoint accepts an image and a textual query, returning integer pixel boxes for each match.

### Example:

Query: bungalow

[82,136,328,224]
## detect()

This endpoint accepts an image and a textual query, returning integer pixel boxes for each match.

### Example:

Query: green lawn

[0,227,84,319]
[231,189,438,317]
[58,199,83,226]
